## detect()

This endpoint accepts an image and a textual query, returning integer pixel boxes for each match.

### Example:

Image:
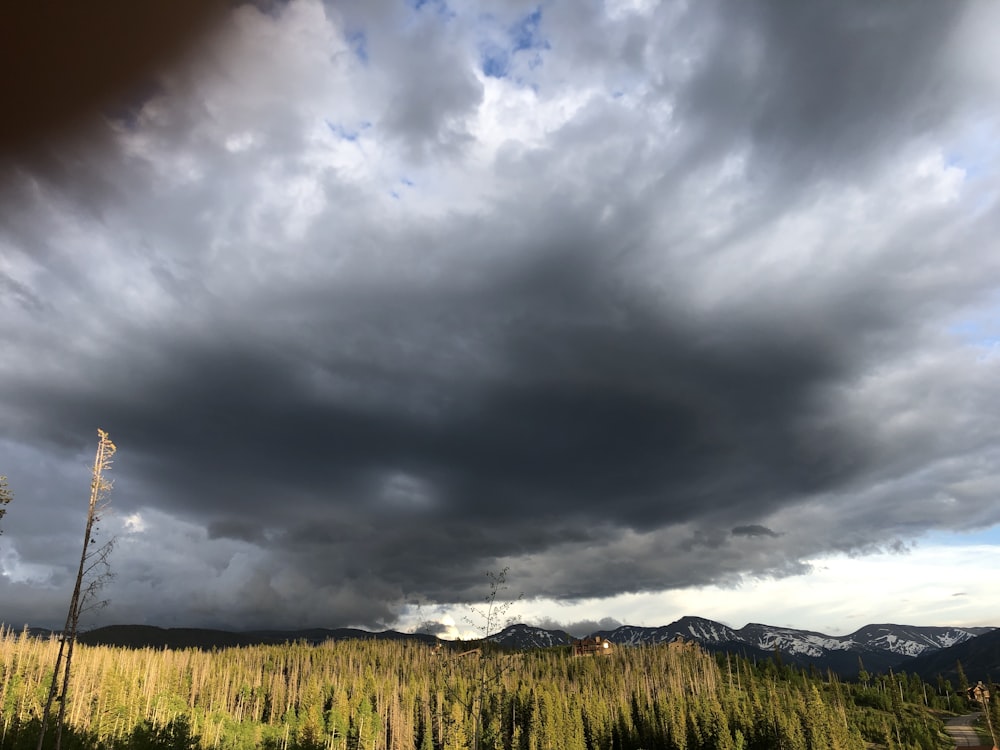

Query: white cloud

[0,540,57,586]
[403,536,1000,637]
[122,513,147,534]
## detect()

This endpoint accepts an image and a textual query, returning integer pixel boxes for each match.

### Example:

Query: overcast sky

[3,0,1000,638]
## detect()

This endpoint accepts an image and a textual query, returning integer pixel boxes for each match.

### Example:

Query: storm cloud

[2,0,1000,631]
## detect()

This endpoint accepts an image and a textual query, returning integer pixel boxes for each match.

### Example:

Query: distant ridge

[69,624,438,650]
[11,616,993,678]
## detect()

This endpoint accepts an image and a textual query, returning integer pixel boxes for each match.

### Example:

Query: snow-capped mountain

[487,623,573,649]
[486,617,993,676]
[728,622,990,673]
[598,619,990,660]
[736,623,852,658]
[595,617,741,646]
[844,624,988,657]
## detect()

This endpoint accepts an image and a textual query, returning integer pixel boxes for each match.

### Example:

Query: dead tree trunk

[37,429,116,750]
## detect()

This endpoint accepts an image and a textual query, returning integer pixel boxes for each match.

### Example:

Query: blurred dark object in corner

[1,0,226,154]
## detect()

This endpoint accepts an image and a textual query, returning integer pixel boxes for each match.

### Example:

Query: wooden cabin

[967,681,991,702]
[572,636,614,656]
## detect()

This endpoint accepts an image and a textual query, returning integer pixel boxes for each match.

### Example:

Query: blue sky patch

[479,7,548,79]
[481,46,510,78]
[407,0,455,21]
[511,7,544,52]
[924,525,1000,547]
[948,298,1000,350]
[346,29,368,64]
[325,120,360,141]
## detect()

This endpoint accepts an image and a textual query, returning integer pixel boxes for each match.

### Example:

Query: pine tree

[956,660,970,696]
[887,670,902,716]
[857,657,869,688]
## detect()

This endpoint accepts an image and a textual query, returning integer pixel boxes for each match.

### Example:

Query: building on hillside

[667,636,697,652]
[572,636,614,656]
[968,681,991,702]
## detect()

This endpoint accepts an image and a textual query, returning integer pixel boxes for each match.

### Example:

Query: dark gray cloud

[732,526,781,539]
[413,620,452,637]
[673,2,965,176]
[1,0,1000,631]
[530,616,623,638]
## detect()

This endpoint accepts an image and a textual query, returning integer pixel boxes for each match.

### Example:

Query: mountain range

[12,616,995,680]
[487,617,994,677]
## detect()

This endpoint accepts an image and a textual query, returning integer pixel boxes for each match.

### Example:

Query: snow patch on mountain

[847,624,987,657]
[487,623,571,649]
[739,624,854,658]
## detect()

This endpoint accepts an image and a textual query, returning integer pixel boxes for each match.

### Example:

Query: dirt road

[945,713,994,748]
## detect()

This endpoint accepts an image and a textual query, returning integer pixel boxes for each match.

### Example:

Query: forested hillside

[0,628,960,750]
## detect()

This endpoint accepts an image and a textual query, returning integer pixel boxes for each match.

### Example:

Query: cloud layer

[2,0,1000,631]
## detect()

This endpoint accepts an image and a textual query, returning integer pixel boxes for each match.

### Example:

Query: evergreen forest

[0,628,985,750]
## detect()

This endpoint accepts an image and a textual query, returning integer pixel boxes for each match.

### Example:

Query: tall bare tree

[440,567,522,750]
[37,429,117,750]
[0,474,11,533]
